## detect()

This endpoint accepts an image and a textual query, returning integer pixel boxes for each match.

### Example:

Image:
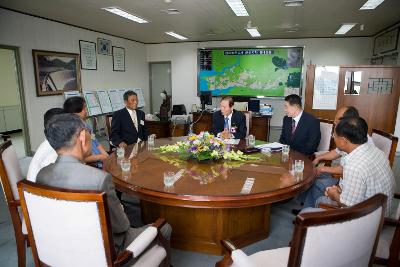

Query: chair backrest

[371,129,398,167]
[0,140,23,202]
[317,118,334,152]
[288,194,387,267]
[18,180,116,267]
[244,111,252,138]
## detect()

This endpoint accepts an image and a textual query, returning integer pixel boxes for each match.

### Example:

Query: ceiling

[1,0,399,44]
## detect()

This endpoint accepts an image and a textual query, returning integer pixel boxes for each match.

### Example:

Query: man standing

[36,113,171,256]
[306,117,395,216]
[211,96,246,139]
[111,91,148,147]
[279,94,320,155]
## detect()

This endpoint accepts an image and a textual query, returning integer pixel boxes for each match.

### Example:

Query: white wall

[0,48,20,106]
[0,9,149,151]
[147,38,373,127]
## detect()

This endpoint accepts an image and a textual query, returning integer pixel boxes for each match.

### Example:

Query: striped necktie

[291,119,296,136]
[224,117,229,130]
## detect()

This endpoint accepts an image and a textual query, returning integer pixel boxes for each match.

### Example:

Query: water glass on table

[248,134,255,148]
[164,171,175,187]
[282,144,290,155]
[294,160,304,173]
[116,147,125,158]
[148,134,156,145]
[120,158,131,172]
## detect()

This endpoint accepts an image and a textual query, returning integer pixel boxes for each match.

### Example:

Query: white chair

[371,129,398,167]
[216,194,387,267]
[18,180,170,267]
[315,118,334,157]
[375,192,400,267]
[0,140,29,267]
[244,111,252,138]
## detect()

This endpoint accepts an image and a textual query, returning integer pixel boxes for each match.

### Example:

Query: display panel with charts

[83,91,102,116]
[64,91,81,99]
[108,89,125,111]
[133,88,146,108]
[312,66,340,110]
[96,90,113,114]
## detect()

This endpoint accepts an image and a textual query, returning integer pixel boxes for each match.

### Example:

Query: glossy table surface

[104,137,315,208]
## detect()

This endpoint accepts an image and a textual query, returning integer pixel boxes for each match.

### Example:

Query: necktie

[224,117,229,130]
[291,119,296,136]
[130,110,138,131]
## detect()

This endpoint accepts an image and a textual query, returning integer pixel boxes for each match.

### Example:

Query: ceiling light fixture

[284,0,304,7]
[225,0,249,16]
[165,31,188,40]
[335,23,357,35]
[359,0,385,10]
[102,7,150,23]
[247,28,261,37]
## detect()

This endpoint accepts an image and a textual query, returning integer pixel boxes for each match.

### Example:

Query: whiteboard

[97,90,113,114]
[109,89,124,111]
[312,66,340,110]
[83,91,102,116]
[64,91,81,99]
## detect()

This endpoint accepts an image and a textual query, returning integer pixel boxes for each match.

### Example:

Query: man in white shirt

[27,108,64,182]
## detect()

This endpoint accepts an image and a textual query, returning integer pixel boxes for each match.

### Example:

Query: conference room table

[104,137,315,255]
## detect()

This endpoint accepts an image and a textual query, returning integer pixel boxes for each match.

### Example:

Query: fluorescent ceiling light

[359,0,385,10]
[165,31,188,40]
[284,0,304,7]
[102,7,150,23]
[225,0,249,16]
[246,28,261,38]
[335,23,357,35]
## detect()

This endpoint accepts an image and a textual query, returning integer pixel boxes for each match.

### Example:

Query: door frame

[148,61,172,114]
[0,44,31,155]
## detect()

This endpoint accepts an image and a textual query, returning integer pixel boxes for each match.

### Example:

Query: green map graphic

[199,48,302,97]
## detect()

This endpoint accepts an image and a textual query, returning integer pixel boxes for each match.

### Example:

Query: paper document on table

[241,178,255,194]
[256,142,283,150]
[224,139,240,145]
[174,169,185,183]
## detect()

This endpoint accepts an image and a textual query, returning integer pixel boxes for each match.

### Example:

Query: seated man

[210,96,246,139]
[300,106,375,209]
[64,96,108,168]
[36,113,171,258]
[304,116,395,217]
[27,108,65,182]
[111,90,148,147]
[279,94,320,155]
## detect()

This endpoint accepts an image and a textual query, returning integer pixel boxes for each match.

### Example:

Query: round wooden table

[104,137,315,255]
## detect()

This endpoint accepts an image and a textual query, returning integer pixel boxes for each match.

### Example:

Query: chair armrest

[126,227,158,258]
[9,200,21,207]
[152,218,166,230]
[231,249,255,267]
[394,192,400,199]
[114,250,133,267]
[318,202,344,210]
[384,217,400,227]
[221,239,237,253]
[216,240,238,267]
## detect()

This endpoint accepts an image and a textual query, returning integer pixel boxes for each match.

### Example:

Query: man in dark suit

[279,94,321,155]
[111,90,148,147]
[211,96,246,139]
[36,113,171,258]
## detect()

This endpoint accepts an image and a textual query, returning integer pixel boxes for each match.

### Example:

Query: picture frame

[97,38,111,55]
[373,27,399,56]
[79,40,97,70]
[32,50,82,97]
[112,46,125,72]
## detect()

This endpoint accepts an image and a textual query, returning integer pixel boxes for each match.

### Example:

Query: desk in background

[192,112,271,141]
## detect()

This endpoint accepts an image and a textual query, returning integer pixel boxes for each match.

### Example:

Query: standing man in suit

[211,96,247,139]
[279,94,320,155]
[36,113,171,259]
[111,90,148,147]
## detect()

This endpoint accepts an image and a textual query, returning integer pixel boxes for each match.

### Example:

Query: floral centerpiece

[157,132,259,162]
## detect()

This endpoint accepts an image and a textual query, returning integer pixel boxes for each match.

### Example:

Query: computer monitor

[200,92,212,110]
[248,99,260,113]
[171,104,187,115]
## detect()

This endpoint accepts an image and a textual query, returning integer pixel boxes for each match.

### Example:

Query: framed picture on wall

[112,46,125,71]
[79,40,97,70]
[32,50,82,97]
[97,38,111,55]
[373,27,399,55]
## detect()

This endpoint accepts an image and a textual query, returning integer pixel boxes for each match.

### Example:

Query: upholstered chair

[371,129,398,167]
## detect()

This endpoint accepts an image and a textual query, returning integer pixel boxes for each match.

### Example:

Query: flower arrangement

[157,132,259,162]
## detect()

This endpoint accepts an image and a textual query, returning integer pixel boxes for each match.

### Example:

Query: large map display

[198,47,303,97]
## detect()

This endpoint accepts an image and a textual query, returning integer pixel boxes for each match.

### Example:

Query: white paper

[256,142,283,150]
[224,139,240,145]
[109,89,124,111]
[312,66,340,110]
[83,91,102,116]
[240,178,255,194]
[96,90,113,114]
[64,91,81,99]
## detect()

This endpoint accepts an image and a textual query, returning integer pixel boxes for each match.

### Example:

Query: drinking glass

[248,135,255,148]
[148,134,156,145]
[120,159,131,172]
[116,147,125,158]
[164,171,175,187]
[295,160,304,173]
[282,144,290,155]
